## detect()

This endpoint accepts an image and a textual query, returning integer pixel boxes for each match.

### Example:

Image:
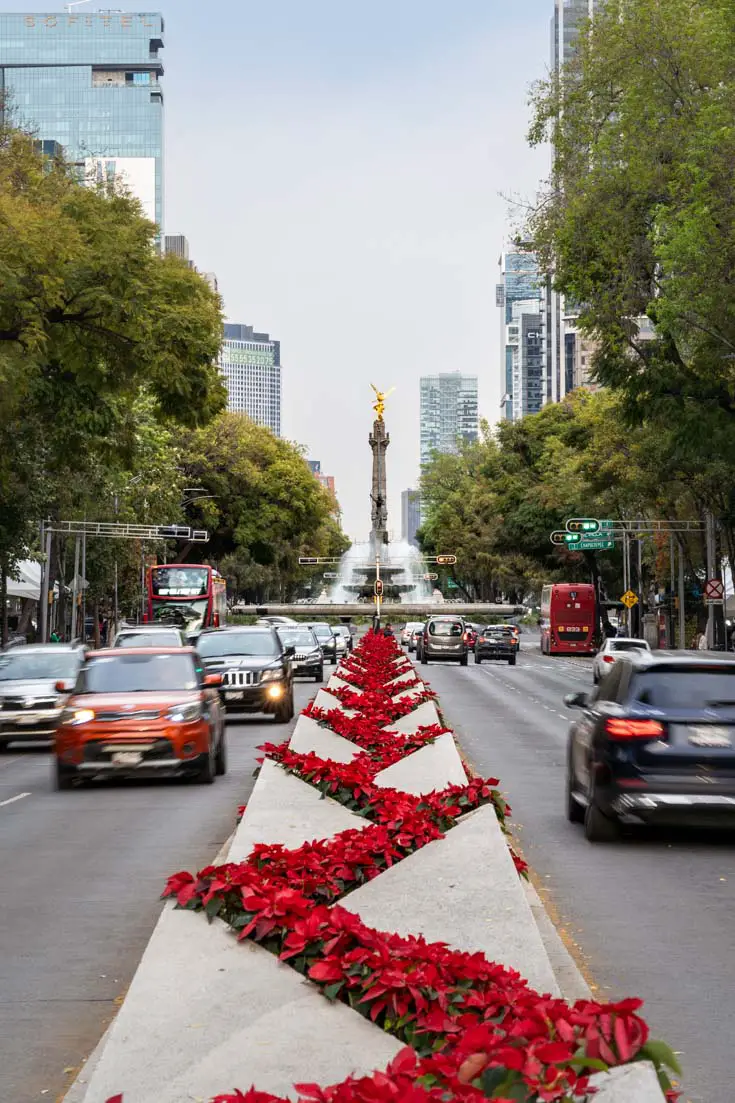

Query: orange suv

[53,648,225,790]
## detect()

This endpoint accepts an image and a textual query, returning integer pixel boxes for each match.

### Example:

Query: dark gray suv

[420,616,468,666]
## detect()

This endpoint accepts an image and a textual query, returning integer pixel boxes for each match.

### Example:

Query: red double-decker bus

[145,565,227,639]
[540,583,596,655]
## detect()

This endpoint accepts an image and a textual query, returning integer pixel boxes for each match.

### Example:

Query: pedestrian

[698,631,708,651]
[50,630,60,643]
[383,623,395,638]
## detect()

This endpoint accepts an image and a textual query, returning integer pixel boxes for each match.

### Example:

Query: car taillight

[605,719,665,741]
[603,655,615,664]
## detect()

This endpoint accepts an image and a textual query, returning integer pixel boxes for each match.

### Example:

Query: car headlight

[60,708,95,726]
[261,668,283,683]
[166,703,203,723]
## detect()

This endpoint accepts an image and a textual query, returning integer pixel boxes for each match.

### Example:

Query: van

[420,616,468,666]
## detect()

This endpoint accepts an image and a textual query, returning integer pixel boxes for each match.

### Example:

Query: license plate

[688,726,732,748]
[226,690,244,701]
[112,751,143,766]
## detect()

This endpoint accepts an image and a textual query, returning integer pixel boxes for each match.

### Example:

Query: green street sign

[567,518,600,533]
[578,538,615,551]
[599,520,614,531]
[551,530,582,546]
[447,578,459,589]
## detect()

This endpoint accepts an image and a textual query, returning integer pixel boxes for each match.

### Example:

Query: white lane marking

[0,791,31,808]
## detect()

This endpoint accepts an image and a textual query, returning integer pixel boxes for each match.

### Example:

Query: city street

[424,639,735,1103]
[0,682,314,1103]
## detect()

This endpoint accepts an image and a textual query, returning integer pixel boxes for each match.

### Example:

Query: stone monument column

[369,417,390,555]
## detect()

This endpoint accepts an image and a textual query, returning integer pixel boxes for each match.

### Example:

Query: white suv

[593,636,651,684]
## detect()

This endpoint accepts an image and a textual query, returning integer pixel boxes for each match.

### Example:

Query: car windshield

[611,640,648,652]
[334,627,350,637]
[429,621,463,637]
[310,625,333,641]
[76,653,198,694]
[631,668,735,709]
[114,631,181,648]
[197,631,279,658]
[278,630,318,649]
[0,651,80,682]
[151,599,208,633]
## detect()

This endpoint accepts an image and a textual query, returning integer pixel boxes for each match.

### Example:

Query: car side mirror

[285,646,296,658]
[564,691,589,710]
[55,680,72,693]
[204,673,222,687]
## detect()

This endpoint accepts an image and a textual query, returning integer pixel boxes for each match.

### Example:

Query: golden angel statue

[371,384,395,422]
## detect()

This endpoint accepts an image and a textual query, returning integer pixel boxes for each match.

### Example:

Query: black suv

[196,626,295,722]
[565,651,735,842]
[474,626,516,665]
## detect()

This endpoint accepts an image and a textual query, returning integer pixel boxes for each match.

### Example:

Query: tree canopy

[526,0,735,452]
[180,414,350,602]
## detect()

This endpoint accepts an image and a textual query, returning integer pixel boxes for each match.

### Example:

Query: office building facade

[0,11,164,226]
[419,373,478,467]
[219,323,281,436]
[497,251,543,421]
[548,0,598,402]
[401,489,421,547]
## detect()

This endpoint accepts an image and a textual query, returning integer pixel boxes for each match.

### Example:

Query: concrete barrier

[289,713,360,762]
[313,688,356,715]
[373,731,467,794]
[77,904,402,1103]
[228,759,367,863]
[348,804,559,996]
[381,698,442,734]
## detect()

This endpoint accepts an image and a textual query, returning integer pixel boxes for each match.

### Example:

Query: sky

[6,0,552,541]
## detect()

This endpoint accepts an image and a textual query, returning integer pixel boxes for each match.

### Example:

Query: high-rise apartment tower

[219,323,282,436]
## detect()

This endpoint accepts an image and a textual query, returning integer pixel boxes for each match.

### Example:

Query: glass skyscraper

[0,11,164,226]
[497,251,542,421]
[220,323,282,437]
[419,373,479,467]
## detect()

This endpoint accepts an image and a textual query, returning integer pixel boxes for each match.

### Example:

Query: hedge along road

[422,643,735,1103]
[0,682,315,1103]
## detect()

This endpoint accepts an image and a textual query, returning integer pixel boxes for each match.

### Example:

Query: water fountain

[238,387,522,619]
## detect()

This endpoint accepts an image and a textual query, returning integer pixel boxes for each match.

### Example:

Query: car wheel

[54,759,75,791]
[565,769,585,824]
[215,730,227,776]
[195,743,216,784]
[460,654,468,667]
[275,693,294,723]
[315,666,324,682]
[0,740,10,754]
[421,653,428,664]
[475,653,482,664]
[593,672,600,685]
[508,654,516,666]
[584,796,619,842]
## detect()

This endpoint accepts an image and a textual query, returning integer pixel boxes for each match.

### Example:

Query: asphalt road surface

[0,681,315,1103]
[421,637,735,1103]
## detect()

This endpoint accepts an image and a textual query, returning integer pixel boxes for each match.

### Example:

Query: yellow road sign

[621,590,638,609]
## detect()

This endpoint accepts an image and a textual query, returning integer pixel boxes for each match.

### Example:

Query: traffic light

[566,518,599,533]
[550,530,582,546]
[374,579,384,597]
[436,554,457,565]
